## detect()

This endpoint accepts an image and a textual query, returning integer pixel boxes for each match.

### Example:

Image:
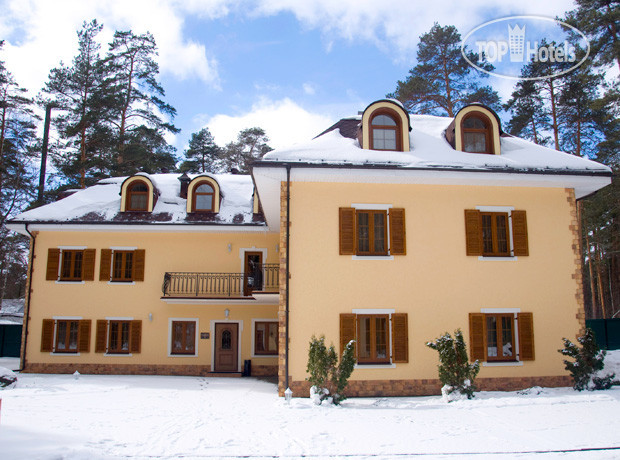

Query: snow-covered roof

[262,114,612,175]
[0,299,24,325]
[8,173,264,228]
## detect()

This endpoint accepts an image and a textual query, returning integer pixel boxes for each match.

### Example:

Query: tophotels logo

[462,16,590,80]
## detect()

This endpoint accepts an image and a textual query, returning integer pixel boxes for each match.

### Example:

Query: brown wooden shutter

[340,313,356,357]
[517,312,535,360]
[389,208,406,255]
[83,249,96,281]
[339,208,356,255]
[78,320,91,352]
[41,319,55,352]
[100,249,112,281]
[95,320,107,353]
[130,320,142,353]
[464,210,483,256]
[391,313,408,363]
[133,250,146,281]
[469,313,485,361]
[46,249,60,280]
[512,210,529,256]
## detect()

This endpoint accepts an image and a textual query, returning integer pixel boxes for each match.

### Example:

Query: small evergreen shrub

[427,329,480,401]
[559,328,617,391]
[306,335,356,405]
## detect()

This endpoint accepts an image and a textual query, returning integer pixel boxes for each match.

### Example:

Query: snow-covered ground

[1,352,619,460]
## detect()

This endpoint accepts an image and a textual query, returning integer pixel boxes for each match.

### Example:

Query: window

[461,114,492,154]
[126,181,149,211]
[254,321,278,355]
[469,312,534,362]
[95,319,142,354]
[100,249,146,282]
[340,312,408,364]
[339,207,406,256]
[171,321,196,355]
[40,319,91,353]
[192,182,215,212]
[370,113,398,151]
[464,209,528,257]
[46,248,96,282]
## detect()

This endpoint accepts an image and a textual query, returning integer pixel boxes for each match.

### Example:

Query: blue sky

[0,0,575,153]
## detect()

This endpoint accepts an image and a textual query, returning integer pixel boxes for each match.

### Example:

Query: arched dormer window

[360,100,411,152]
[120,175,157,212]
[370,113,399,151]
[186,176,221,213]
[127,181,149,211]
[461,114,492,154]
[448,104,502,155]
[193,182,215,212]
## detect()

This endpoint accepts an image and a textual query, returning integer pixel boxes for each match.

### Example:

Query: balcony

[161,264,279,305]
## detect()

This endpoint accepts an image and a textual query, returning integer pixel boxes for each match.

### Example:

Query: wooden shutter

[130,320,142,353]
[41,319,55,352]
[464,210,483,256]
[512,210,529,256]
[83,249,96,281]
[78,320,91,352]
[46,249,60,280]
[339,208,356,255]
[340,313,356,357]
[133,250,146,281]
[389,208,406,255]
[100,249,112,281]
[95,320,107,353]
[517,312,535,360]
[391,313,408,363]
[469,313,485,361]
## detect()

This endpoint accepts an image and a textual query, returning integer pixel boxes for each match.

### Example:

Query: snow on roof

[0,299,24,325]
[10,173,262,226]
[262,114,611,174]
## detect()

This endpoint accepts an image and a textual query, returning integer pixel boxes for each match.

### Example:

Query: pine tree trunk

[595,239,607,318]
[585,230,598,318]
[548,80,560,151]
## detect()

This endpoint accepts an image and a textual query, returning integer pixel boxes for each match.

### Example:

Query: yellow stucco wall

[286,181,581,382]
[26,230,279,370]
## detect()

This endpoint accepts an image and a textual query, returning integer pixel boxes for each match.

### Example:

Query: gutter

[20,224,36,372]
[285,165,291,393]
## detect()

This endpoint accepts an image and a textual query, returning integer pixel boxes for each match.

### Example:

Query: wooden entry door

[214,323,239,372]
[244,251,263,295]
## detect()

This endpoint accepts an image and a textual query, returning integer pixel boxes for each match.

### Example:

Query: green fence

[0,324,22,357]
[586,319,620,350]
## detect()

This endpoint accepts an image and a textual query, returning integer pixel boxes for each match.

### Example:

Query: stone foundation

[284,375,572,397]
[251,364,278,377]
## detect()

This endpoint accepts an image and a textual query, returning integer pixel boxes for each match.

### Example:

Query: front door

[214,323,239,372]
[244,252,263,295]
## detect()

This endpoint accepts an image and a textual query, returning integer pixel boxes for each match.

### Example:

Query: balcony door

[244,251,263,295]
[214,322,239,372]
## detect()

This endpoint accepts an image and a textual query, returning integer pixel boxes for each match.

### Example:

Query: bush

[306,335,356,405]
[559,328,617,391]
[427,329,480,401]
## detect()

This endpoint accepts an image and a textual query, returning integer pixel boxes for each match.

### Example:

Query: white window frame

[475,206,518,261]
[55,246,88,283]
[50,316,83,355]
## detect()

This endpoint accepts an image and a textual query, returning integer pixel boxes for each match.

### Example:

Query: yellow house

[8,99,613,397]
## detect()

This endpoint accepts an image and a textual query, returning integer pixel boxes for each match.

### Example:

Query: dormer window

[127,181,149,211]
[371,113,398,150]
[193,182,215,212]
[462,114,492,154]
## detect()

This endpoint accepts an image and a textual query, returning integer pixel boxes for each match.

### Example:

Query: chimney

[178,173,191,199]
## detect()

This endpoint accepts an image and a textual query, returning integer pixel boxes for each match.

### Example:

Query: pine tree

[180,128,221,173]
[388,23,500,117]
[101,30,178,174]
[504,79,551,146]
[222,127,272,173]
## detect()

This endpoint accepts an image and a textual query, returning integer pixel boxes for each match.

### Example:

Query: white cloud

[204,97,335,149]
[302,82,317,95]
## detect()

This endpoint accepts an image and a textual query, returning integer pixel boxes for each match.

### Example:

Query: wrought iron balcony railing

[162,264,279,298]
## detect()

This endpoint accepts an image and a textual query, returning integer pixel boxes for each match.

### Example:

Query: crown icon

[508,24,526,62]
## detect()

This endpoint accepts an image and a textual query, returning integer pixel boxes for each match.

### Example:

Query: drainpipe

[20,223,36,371]
[285,165,291,392]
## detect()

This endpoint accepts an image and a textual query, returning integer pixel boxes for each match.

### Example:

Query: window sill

[351,255,394,261]
[107,281,136,285]
[51,352,80,356]
[168,353,198,358]
[354,363,396,369]
[478,256,518,261]
[482,361,524,367]
[55,280,85,284]
[104,353,133,357]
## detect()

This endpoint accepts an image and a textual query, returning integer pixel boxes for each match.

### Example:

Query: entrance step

[205,372,243,377]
